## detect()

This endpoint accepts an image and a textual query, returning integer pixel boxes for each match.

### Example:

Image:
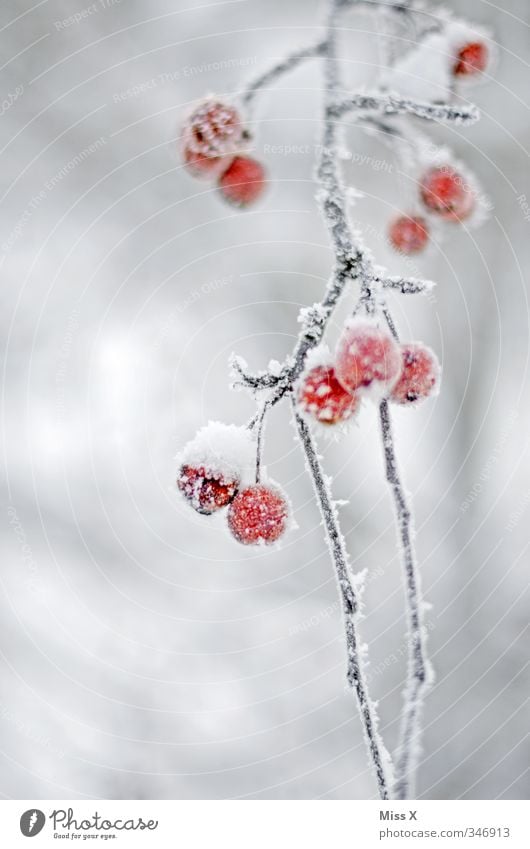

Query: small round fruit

[182,144,232,179]
[335,321,402,397]
[420,166,475,221]
[227,484,288,545]
[389,215,429,255]
[186,99,242,157]
[297,365,360,425]
[178,464,239,515]
[390,343,440,405]
[218,156,267,207]
[454,42,488,77]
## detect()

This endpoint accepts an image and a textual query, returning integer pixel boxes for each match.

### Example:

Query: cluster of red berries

[389,164,477,256]
[297,321,439,426]
[177,425,289,546]
[388,36,488,256]
[182,99,267,208]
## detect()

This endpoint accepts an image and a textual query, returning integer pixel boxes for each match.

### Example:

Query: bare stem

[242,40,327,108]
[379,399,430,799]
[294,408,392,799]
[331,93,479,124]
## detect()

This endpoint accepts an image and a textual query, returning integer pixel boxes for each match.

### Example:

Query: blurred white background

[0,0,528,799]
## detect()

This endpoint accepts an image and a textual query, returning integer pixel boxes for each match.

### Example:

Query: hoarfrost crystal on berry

[178,465,238,514]
[391,343,440,405]
[297,365,360,425]
[228,484,289,545]
[335,321,402,397]
[182,99,242,177]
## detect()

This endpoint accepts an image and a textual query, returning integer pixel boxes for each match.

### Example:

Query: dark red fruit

[335,322,402,397]
[389,215,429,255]
[218,156,267,207]
[420,166,475,221]
[390,343,440,405]
[182,145,230,179]
[182,99,242,177]
[297,365,360,425]
[178,464,239,515]
[454,42,488,76]
[227,485,288,545]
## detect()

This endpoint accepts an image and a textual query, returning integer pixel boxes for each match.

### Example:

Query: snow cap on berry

[335,319,402,400]
[177,422,256,487]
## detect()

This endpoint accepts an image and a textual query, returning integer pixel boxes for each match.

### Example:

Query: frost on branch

[177,0,494,802]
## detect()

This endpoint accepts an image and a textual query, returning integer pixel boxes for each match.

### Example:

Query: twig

[242,40,327,108]
[294,408,392,799]
[379,399,431,799]
[331,93,479,124]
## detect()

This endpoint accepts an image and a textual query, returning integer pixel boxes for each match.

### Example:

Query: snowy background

[0,0,528,800]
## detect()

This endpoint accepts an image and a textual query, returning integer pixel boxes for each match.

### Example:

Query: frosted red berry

[182,99,243,178]
[227,484,288,545]
[335,322,402,397]
[218,156,267,207]
[390,343,440,405]
[182,144,229,179]
[420,166,475,221]
[297,365,360,425]
[185,99,241,157]
[389,215,429,255]
[178,464,239,515]
[454,42,488,76]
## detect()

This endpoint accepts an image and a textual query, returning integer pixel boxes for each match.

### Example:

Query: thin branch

[379,399,431,799]
[294,408,392,799]
[331,93,479,125]
[382,276,435,295]
[254,398,270,483]
[241,39,327,108]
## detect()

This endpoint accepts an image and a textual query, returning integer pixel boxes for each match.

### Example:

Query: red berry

[182,143,231,179]
[454,42,488,76]
[227,484,288,545]
[218,156,267,207]
[420,166,475,221]
[185,99,241,156]
[297,365,360,425]
[335,321,402,397]
[389,215,429,255]
[178,464,239,515]
[390,343,440,405]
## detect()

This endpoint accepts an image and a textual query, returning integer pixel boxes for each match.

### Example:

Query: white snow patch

[177,421,256,484]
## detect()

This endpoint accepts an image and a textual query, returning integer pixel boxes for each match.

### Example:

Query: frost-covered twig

[242,40,327,108]
[331,93,479,125]
[379,399,430,799]
[381,275,435,295]
[183,0,488,801]
[294,408,392,799]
